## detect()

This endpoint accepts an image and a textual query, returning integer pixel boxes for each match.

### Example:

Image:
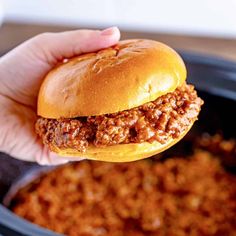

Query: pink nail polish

[100,27,116,36]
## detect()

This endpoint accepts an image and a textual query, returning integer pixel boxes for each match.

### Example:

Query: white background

[1,0,236,38]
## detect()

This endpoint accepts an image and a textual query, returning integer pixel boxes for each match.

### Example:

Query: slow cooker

[0,52,236,236]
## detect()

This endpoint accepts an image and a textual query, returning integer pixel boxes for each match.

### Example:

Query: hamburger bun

[38,39,186,118]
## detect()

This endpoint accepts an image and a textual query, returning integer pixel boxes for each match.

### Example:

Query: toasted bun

[38,39,186,118]
[50,123,193,162]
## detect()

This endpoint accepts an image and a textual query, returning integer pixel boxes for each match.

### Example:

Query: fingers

[36,151,69,166]
[35,144,68,165]
[35,144,85,165]
[32,27,121,65]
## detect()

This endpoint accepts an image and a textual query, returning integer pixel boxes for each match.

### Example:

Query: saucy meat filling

[36,83,203,152]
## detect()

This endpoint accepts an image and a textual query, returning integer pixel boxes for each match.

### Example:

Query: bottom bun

[53,124,194,162]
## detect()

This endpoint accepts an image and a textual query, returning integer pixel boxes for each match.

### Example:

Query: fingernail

[100,27,117,36]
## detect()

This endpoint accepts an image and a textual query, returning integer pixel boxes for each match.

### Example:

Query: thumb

[0,27,120,107]
[32,27,121,65]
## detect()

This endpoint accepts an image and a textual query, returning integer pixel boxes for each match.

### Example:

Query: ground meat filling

[11,139,236,235]
[36,83,203,152]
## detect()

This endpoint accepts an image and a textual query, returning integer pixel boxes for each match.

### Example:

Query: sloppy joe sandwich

[36,39,203,162]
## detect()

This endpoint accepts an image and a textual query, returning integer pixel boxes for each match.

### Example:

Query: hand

[0,27,120,165]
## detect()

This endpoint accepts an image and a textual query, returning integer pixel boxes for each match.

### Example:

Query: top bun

[37,39,186,118]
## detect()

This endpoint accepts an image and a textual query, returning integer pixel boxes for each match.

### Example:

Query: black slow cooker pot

[0,52,236,236]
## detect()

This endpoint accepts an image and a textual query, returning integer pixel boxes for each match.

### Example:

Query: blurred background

[0,0,236,60]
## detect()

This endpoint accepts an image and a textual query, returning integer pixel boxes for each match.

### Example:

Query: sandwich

[36,39,203,162]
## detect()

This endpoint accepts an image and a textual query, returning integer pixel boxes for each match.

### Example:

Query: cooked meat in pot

[12,135,236,236]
